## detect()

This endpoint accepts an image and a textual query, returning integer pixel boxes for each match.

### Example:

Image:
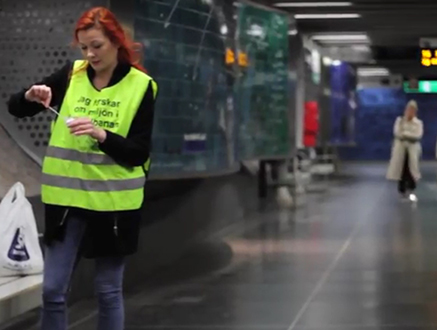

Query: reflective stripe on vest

[41,60,157,211]
[46,146,152,171]
[42,173,145,192]
[46,146,117,165]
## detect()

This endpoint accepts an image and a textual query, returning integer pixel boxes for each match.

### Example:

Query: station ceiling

[262,0,437,77]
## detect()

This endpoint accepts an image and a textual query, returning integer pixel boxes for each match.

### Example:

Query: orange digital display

[238,52,249,67]
[225,48,235,65]
[225,48,249,67]
[421,49,437,67]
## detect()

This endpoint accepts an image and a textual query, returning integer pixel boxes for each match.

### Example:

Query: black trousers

[398,152,416,194]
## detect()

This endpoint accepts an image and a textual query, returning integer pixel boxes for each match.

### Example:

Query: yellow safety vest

[41,60,158,211]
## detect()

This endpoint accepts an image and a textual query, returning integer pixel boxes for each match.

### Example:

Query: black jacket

[7,61,157,258]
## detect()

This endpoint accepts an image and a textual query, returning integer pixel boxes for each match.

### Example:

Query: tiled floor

[14,163,437,330]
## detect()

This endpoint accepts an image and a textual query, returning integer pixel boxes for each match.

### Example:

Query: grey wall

[109,0,135,31]
[0,0,108,164]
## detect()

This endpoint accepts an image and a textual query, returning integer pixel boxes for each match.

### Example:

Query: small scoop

[46,106,73,125]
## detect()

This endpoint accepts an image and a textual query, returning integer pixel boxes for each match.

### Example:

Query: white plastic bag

[0,182,44,277]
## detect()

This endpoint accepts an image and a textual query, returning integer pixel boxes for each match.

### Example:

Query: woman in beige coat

[386,100,423,201]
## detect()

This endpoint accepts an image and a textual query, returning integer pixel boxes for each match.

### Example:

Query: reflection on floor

[12,163,437,330]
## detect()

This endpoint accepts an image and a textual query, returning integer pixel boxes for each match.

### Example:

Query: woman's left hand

[67,117,107,143]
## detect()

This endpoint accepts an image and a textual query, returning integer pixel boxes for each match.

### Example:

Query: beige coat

[386,116,423,181]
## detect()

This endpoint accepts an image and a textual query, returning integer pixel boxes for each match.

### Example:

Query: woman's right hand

[24,85,52,108]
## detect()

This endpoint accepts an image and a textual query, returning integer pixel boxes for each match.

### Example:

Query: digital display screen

[421,49,437,67]
[404,80,437,93]
[225,48,249,67]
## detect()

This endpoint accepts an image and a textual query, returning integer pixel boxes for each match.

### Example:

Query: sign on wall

[404,80,437,93]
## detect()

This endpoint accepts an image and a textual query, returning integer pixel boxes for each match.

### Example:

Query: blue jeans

[41,215,125,330]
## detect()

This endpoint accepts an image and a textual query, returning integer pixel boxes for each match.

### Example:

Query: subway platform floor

[12,163,437,330]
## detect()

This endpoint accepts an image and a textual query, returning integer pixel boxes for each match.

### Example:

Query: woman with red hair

[7,7,158,330]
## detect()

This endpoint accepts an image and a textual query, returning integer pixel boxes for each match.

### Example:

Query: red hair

[73,7,146,73]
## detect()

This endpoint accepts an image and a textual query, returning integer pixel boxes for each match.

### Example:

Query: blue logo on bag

[7,227,30,262]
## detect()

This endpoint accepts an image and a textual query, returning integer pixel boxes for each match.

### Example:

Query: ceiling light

[295,13,360,19]
[359,70,389,75]
[358,69,388,72]
[311,34,368,41]
[311,34,370,45]
[358,67,388,72]
[275,2,352,7]
[288,29,298,35]
[358,68,389,76]
[359,72,389,77]
[352,45,371,51]
[323,57,333,66]
[220,25,228,35]
[318,40,370,45]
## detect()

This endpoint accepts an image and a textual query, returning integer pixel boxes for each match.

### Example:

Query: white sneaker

[409,194,418,202]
